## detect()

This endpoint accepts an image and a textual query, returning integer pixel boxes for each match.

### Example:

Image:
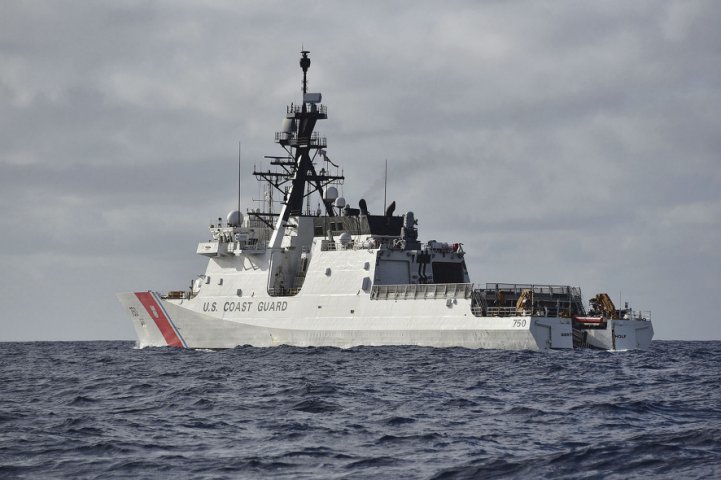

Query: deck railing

[625,310,652,321]
[287,104,327,115]
[483,306,532,317]
[484,283,583,298]
[371,283,473,300]
[320,239,378,251]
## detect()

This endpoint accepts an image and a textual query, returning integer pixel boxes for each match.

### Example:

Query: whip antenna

[383,159,388,214]
[238,141,245,217]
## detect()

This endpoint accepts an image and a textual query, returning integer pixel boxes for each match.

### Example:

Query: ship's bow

[117,292,185,348]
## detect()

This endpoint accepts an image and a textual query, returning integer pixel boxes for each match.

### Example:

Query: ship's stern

[611,319,654,350]
[582,319,654,350]
[530,317,574,350]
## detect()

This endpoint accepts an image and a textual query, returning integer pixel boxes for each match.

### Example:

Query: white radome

[324,186,338,202]
[226,210,243,227]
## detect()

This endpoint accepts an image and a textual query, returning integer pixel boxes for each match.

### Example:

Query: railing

[576,310,652,322]
[234,240,267,252]
[424,241,464,253]
[320,239,378,251]
[484,306,532,317]
[474,283,586,317]
[287,104,327,115]
[274,131,327,148]
[484,283,583,298]
[371,283,473,300]
[624,310,652,321]
[474,305,577,317]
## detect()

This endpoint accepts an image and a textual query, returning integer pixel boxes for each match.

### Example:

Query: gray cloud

[1,0,719,341]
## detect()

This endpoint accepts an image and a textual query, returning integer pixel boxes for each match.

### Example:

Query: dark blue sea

[1,341,719,479]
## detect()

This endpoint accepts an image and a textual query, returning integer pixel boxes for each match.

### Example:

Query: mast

[265,50,344,248]
[300,50,310,95]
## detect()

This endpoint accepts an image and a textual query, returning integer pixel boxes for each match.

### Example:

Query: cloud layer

[2,1,720,340]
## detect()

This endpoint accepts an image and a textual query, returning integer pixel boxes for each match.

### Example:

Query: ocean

[1,341,719,479]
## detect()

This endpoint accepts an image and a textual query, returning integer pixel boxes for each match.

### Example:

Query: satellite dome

[334,196,346,208]
[227,210,244,227]
[324,186,338,202]
[339,232,352,245]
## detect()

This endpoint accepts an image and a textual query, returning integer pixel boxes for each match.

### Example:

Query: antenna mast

[238,140,245,213]
[383,159,388,214]
[300,50,310,95]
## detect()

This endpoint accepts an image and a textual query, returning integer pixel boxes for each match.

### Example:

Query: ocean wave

[0,340,719,479]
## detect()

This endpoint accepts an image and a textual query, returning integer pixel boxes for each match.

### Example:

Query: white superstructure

[117,51,653,351]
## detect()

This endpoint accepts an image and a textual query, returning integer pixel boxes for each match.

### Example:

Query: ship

[117,51,654,351]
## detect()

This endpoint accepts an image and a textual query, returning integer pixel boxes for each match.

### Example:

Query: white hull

[117,291,574,351]
[580,319,654,350]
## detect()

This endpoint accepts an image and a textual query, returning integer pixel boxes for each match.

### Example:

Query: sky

[1,0,720,342]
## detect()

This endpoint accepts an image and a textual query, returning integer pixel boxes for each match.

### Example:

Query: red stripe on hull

[135,292,183,347]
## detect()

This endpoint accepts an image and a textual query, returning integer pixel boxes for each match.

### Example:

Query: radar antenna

[300,50,310,95]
